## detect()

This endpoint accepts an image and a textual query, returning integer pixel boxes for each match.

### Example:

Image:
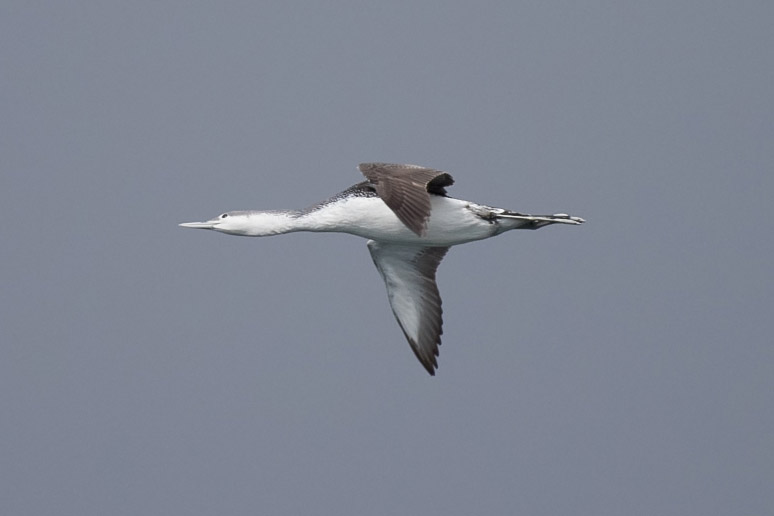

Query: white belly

[306,196,498,246]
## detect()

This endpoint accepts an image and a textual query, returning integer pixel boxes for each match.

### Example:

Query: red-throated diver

[180,163,584,375]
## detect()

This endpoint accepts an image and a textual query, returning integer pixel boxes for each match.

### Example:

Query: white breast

[299,195,497,246]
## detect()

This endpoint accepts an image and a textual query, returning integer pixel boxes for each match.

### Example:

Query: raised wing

[367,240,450,375]
[358,163,455,236]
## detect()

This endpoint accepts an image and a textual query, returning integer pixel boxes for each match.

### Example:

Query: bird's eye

[221,213,228,218]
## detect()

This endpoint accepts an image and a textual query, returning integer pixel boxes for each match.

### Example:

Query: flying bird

[180,163,584,375]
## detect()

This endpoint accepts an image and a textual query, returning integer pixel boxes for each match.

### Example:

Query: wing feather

[358,163,455,236]
[367,240,449,375]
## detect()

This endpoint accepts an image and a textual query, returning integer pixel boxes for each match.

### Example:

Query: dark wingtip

[418,350,440,376]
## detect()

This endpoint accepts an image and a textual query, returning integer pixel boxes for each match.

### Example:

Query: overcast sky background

[2,2,772,515]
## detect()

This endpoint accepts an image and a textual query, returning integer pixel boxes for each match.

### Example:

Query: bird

[180,163,584,375]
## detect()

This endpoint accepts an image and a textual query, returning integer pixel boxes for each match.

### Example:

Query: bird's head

[179,211,259,236]
[179,210,298,236]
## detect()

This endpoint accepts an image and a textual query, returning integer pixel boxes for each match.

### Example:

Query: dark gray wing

[367,240,450,375]
[358,163,455,236]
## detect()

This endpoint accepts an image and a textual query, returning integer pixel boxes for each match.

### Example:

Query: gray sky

[2,1,772,514]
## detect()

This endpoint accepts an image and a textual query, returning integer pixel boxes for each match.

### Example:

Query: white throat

[214,210,303,236]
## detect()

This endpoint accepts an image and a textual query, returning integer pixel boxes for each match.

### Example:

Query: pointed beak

[179,220,218,229]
